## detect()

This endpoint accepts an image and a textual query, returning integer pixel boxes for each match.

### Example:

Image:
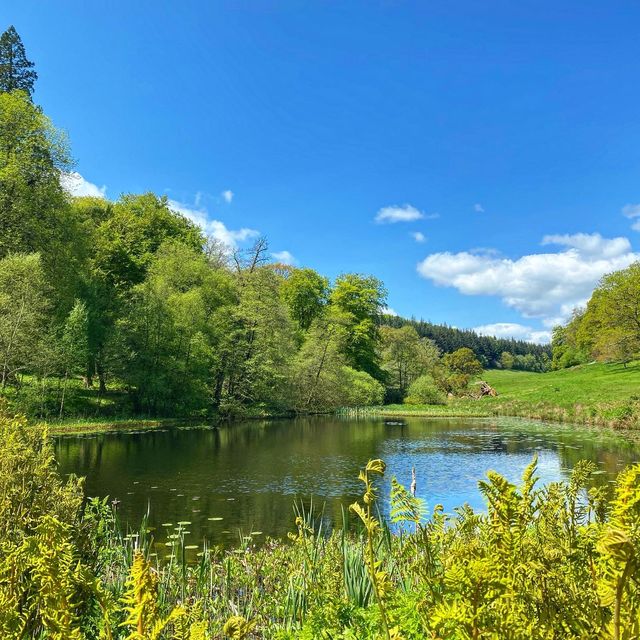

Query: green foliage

[379,325,440,400]
[3,415,640,638]
[554,263,640,369]
[596,464,640,639]
[0,90,70,261]
[500,350,514,369]
[0,253,49,387]
[404,374,446,405]
[0,26,37,96]
[281,268,329,331]
[390,477,425,529]
[0,411,89,639]
[442,346,483,377]
[330,274,387,379]
[339,367,385,407]
[114,241,236,415]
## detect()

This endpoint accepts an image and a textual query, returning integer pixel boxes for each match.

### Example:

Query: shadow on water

[54,416,640,550]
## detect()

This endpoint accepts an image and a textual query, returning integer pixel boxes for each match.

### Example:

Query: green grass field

[376,361,640,429]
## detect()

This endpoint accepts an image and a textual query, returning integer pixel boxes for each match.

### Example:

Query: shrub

[340,366,385,406]
[404,375,446,405]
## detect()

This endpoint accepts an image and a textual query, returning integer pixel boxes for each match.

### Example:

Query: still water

[54,416,640,548]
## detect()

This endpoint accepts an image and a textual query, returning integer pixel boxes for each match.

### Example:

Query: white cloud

[417,232,639,326]
[541,232,631,258]
[623,203,640,231]
[60,171,107,199]
[271,250,296,265]
[412,231,426,243]
[168,199,258,248]
[375,204,424,223]
[474,203,485,213]
[221,189,234,204]
[473,322,551,344]
[382,306,398,316]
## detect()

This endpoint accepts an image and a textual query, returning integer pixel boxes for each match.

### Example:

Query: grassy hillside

[482,361,640,406]
[375,361,640,429]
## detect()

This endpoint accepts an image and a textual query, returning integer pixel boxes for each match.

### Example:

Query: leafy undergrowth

[2,412,640,639]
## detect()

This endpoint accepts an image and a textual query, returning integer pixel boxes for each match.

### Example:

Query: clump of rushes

[349,459,403,640]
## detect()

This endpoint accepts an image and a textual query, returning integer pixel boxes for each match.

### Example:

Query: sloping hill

[378,361,640,428]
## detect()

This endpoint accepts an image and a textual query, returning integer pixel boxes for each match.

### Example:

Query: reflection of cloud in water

[380,449,563,516]
[53,416,639,548]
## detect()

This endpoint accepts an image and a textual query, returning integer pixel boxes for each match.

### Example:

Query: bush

[404,375,446,405]
[340,367,385,406]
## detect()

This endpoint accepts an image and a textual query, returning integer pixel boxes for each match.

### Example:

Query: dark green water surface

[54,416,640,549]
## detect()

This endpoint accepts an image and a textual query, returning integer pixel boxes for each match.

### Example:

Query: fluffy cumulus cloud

[271,250,296,265]
[622,203,640,231]
[375,204,424,223]
[473,322,551,344]
[417,232,639,327]
[221,189,234,204]
[412,231,426,243]
[60,171,107,199]
[168,199,258,249]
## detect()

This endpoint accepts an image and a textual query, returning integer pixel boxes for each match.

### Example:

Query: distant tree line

[381,316,552,371]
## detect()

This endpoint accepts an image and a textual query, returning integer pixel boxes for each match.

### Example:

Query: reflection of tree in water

[53,417,640,548]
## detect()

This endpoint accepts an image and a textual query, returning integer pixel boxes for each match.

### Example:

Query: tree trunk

[97,360,107,393]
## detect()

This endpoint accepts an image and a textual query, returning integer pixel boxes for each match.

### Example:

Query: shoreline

[355,401,640,431]
[42,401,639,436]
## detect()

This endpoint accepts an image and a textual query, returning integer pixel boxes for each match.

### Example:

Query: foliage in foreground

[1,412,640,639]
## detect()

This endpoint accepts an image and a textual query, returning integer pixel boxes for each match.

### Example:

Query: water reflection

[54,417,640,548]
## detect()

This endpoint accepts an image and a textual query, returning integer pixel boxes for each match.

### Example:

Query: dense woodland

[0,26,552,420]
[382,315,552,371]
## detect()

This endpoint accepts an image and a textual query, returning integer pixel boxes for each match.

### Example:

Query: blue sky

[3,1,640,343]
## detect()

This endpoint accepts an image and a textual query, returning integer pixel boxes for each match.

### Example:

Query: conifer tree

[0,26,37,97]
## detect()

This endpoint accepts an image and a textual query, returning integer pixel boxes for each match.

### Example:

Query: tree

[58,300,89,417]
[289,311,348,412]
[379,325,440,400]
[500,351,514,370]
[339,367,385,406]
[218,266,296,414]
[87,193,204,391]
[330,273,387,379]
[576,263,640,364]
[281,268,329,331]
[0,26,37,97]
[0,254,49,388]
[0,91,71,260]
[433,347,483,395]
[443,347,483,377]
[116,241,236,415]
[551,310,589,370]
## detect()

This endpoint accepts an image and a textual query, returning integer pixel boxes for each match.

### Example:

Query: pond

[54,416,640,550]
